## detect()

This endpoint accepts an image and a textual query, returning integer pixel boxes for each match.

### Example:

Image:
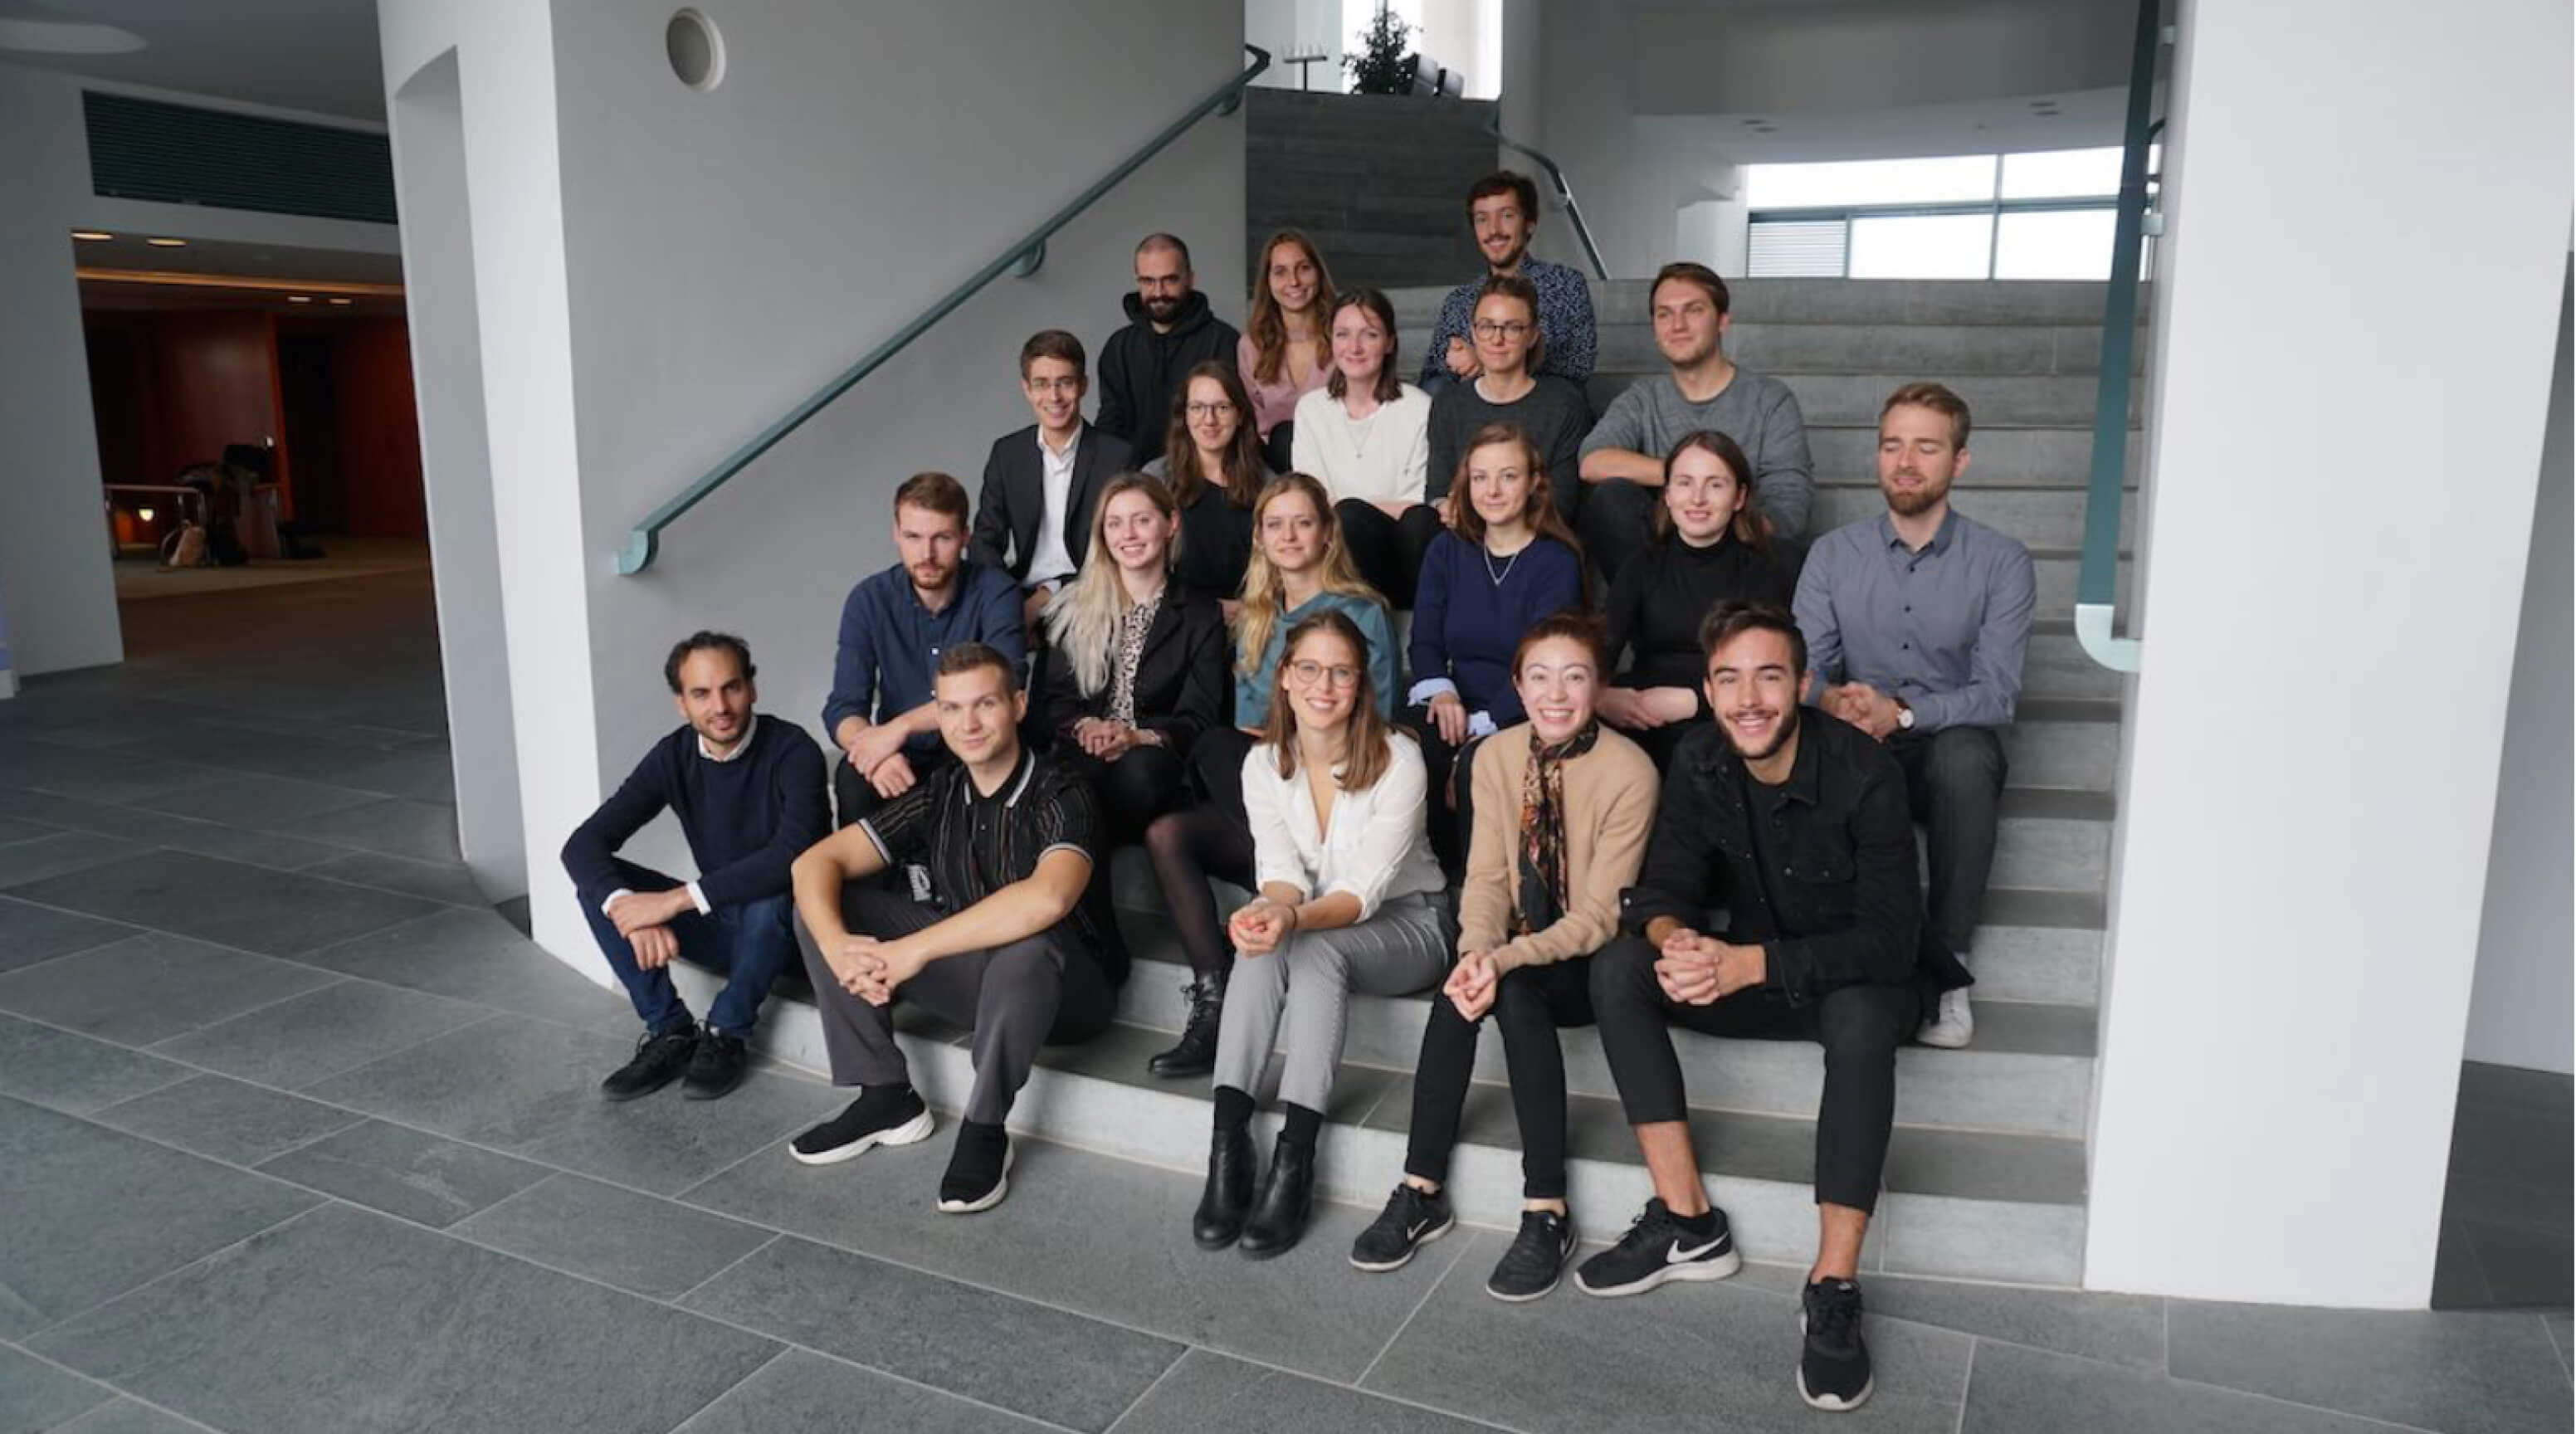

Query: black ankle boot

[1238,1134,1315,1261]
[1148,974,1227,1079]
[1193,1118,1256,1250]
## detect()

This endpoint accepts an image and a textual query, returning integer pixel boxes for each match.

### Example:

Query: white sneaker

[1917,988,1975,1049]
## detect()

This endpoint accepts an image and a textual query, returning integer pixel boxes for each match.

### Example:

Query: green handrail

[2075,0,2160,671]
[1483,110,1610,282]
[617,44,1272,575]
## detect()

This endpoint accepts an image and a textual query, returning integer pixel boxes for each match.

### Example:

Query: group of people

[558,171,2038,1415]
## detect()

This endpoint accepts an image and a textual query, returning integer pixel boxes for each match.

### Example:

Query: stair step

[1566,371,2134,430]
[1393,278,2140,329]
[1573,322,2146,378]
[1812,484,2139,554]
[1807,427,2141,489]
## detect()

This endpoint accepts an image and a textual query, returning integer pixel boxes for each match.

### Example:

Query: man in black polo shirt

[788,641,1114,1213]
[1573,602,1966,1414]
[563,632,828,1102]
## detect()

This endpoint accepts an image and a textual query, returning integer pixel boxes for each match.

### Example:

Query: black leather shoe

[1238,1135,1315,1260]
[681,1025,749,1100]
[601,1026,697,1101]
[1147,975,1227,1079]
[1193,1119,1256,1249]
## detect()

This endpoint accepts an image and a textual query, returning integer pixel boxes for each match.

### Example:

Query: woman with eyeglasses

[1427,276,1589,526]
[1598,429,1791,769]
[1144,361,1270,620]
[1351,611,1656,1300]
[1293,288,1437,606]
[1139,473,1396,1079]
[1408,422,1587,872]
[1192,607,1447,1260]
[1239,230,1337,473]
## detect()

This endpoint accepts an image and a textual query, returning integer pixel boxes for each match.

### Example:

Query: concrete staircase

[1245,89,1495,290]
[711,277,2137,1290]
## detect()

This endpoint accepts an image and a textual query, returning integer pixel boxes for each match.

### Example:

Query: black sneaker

[1486,1207,1576,1302]
[681,1025,749,1100]
[600,1025,697,1101]
[1573,1197,1742,1297]
[1800,1278,1875,1412]
[937,1120,1013,1214]
[789,1085,934,1165]
[1349,1183,1455,1271]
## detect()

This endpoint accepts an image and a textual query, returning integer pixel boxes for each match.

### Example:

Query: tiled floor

[2436,1061,2575,1310]
[0,572,2566,1433]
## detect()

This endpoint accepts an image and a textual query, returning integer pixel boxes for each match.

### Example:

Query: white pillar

[2084,0,2573,1307]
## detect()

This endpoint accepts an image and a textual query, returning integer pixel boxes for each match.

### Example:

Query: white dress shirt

[1025,429,1081,591]
[1239,732,1444,921]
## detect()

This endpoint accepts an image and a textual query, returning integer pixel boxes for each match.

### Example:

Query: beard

[1144,291,1183,319]
[1724,700,1800,763]
[1882,473,1952,517]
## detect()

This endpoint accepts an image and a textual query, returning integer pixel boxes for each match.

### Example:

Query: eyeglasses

[1185,402,1237,419]
[1471,320,1534,340]
[1287,660,1361,690]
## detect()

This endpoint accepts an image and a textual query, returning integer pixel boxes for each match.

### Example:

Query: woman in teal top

[1143,471,1398,1080]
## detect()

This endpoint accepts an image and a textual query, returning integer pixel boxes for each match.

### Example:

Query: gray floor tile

[329,749,458,805]
[681,1236,1180,1432]
[300,1013,841,1193]
[0,1343,113,1434]
[451,1173,773,1301]
[254,1119,550,1228]
[1965,1339,2404,1432]
[2169,1298,2572,1434]
[0,818,52,846]
[0,1015,192,1116]
[1363,1231,1973,1432]
[295,907,632,1028]
[681,1131,1475,1382]
[25,1202,778,1434]
[0,933,340,1046]
[123,773,381,827]
[87,1075,366,1166]
[148,981,489,1090]
[1113,1349,1500,1434]
[287,797,461,863]
[671,1349,1050,1434]
[0,747,237,808]
[1857,1273,2167,1371]
[46,1400,202,1434]
[4,851,441,958]
[0,1095,322,1339]
[2546,1313,2572,1378]
[0,788,351,871]
[0,833,149,891]
[0,897,134,975]
[301,850,487,907]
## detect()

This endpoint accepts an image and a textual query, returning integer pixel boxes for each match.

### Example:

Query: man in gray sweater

[1577,262,1812,581]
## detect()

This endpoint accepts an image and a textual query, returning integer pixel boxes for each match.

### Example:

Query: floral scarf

[1515,719,1600,935]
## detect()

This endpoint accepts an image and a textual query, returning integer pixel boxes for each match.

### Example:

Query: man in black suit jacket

[973,329,1138,633]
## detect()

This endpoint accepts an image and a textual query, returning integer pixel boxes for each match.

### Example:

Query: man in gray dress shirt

[1793,383,2035,1050]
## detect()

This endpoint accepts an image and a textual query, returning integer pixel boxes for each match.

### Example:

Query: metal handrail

[2074,0,2161,671]
[1482,110,1610,282]
[617,44,1273,575]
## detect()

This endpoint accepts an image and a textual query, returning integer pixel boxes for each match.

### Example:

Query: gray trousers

[806,887,1115,1126]
[1212,890,1451,1114]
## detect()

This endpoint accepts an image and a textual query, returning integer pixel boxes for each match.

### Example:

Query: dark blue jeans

[576,858,797,1038]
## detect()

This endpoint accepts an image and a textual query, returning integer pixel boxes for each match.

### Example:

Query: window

[1744,154,1998,210]
[1849,214,1993,280]
[1995,209,2119,280]
[1742,145,2151,281]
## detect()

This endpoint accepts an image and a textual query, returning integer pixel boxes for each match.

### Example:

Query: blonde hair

[1236,472,1384,676]
[1044,472,1181,697]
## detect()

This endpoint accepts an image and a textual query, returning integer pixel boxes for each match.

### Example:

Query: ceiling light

[146,237,187,247]
[328,297,353,306]
[71,230,112,241]
[287,295,312,303]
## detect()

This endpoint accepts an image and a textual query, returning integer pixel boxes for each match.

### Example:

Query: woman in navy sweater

[1407,422,1587,870]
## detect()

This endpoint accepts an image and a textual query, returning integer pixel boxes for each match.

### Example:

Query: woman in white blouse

[1291,287,1437,606]
[1191,607,1448,1260]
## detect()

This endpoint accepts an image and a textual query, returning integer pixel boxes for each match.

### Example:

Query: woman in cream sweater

[1346,611,1659,1301]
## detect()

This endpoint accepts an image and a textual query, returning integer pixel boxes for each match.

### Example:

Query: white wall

[2083,0,2573,1308]
[1246,0,1344,90]
[2462,262,2574,1076]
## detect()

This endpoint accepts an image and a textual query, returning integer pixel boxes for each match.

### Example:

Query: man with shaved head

[1095,232,1240,466]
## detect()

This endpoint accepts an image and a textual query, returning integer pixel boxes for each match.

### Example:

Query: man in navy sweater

[563,632,829,1101]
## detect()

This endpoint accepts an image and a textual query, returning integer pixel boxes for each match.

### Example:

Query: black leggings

[1141,726,1261,981]
[1590,935,1916,1214]
[1056,744,1188,983]
[1336,499,1442,608]
[1404,958,1596,1200]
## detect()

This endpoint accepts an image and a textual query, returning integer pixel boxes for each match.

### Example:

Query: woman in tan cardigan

[1346,611,1659,1301]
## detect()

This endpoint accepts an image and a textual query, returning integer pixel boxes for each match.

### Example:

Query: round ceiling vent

[666,9,724,90]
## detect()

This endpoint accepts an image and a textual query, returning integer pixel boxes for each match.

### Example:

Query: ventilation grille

[85,91,396,227]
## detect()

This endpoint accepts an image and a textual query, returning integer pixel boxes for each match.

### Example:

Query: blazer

[971,423,1137,584]
[1039,583,1231,756]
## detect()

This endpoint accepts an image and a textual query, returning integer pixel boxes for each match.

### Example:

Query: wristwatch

[1895,701,1916,732]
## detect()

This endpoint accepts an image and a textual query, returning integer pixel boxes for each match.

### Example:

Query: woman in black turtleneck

[1598,429,1793,769]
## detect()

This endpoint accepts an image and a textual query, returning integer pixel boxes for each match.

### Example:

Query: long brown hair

[1261,607,1403,793]
[1159,361,1265,511]
[1448,422,1591,605]
[1651,429,1773,549]
[1236,472,1385,676]
[1324,289,1404,405]
[1246,230,1336,387]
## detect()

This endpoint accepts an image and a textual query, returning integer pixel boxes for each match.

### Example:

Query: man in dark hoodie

[1095,233,1240,466]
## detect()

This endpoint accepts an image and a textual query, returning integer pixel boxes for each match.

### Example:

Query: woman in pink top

[1238,230,1338,471]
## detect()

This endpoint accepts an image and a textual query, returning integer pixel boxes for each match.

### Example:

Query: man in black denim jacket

[1569,602,1969,1416]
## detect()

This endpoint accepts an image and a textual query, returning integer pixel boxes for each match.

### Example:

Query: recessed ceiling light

[146,237,187,247]
[287,295,312,303]
[328,297,353,306]
[71,230,112,241]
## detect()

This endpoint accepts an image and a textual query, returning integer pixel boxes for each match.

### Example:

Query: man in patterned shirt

[1419,170,1598,393]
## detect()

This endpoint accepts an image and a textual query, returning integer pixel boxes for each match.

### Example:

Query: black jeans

[1888,725,2007,956]
[1408,715,1484,877]
[1589,935,1915,1214]
[1337,499,1442,608]
[832,742,956,831]
[1405,958,1596,1199]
